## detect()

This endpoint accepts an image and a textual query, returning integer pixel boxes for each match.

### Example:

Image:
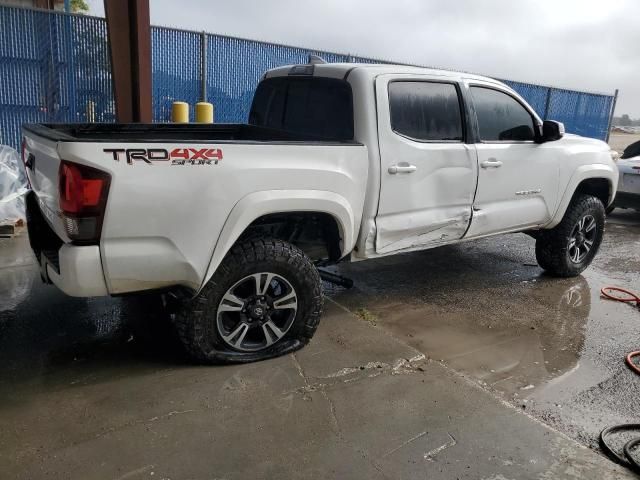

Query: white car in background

[610,140,640,212]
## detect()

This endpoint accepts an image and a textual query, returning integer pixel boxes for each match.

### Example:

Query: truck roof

[264,62,506,88]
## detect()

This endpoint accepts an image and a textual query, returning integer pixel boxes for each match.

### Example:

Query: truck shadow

[0,238,190,393]
[46,294,186,368]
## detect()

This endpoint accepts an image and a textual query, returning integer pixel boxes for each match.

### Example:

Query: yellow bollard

[171,101,189,123]
[86,100,96,123]
[195,102,214,123]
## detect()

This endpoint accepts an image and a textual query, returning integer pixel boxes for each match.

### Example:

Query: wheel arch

[200,190,356,292]
[546,166,617,229]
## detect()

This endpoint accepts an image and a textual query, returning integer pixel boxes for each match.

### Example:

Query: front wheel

[173,239,323,364]
[535,194,605,277]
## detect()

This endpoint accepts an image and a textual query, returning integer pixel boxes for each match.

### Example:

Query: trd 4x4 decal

[104,148,223,165]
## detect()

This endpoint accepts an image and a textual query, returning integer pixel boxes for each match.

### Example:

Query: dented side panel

[373,74,477,255]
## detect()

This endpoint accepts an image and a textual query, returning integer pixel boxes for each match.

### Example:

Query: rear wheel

[535,194,605,277]
[173,239,323,363]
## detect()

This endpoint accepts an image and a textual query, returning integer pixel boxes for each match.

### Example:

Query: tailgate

[22,130,69,242]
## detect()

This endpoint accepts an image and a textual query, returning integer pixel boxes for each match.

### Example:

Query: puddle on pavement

[332,275,593,399]
[328,226,640,431]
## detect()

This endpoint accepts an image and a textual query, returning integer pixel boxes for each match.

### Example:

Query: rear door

[374,75,478,254]
[465,83,560,237]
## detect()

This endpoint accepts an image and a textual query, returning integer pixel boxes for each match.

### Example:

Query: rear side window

[471,87,536,141]
[249,77,354,141]
[388,81,463,142]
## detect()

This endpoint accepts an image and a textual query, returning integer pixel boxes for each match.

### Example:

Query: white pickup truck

[22,62,618,363]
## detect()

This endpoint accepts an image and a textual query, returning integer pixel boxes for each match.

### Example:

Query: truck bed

[23,123,360,144]
[22,120,369,296]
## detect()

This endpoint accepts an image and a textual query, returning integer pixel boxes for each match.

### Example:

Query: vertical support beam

[64,10,77,122]
[200,30,207,102]
[35,0,55,9]
[104,0,152,122]
[43,12,61,121]
[543,87,552,120]
[605,89,619,143]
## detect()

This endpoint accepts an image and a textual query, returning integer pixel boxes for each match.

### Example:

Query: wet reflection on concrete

[327,209,640,447]
[371,277,588,397]
[335,246,591,396]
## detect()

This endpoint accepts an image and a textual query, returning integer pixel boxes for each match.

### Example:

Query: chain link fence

[0,6,113,150]
[0,5,616,151]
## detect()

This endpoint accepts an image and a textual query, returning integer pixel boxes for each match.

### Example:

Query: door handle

[388,162,417,174]
[480,159,503,169]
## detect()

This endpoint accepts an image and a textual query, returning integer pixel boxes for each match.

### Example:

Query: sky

[87,0,639,117]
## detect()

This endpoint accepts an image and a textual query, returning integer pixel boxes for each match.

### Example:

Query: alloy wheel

[216,272,298,352]
[568,215,597,263]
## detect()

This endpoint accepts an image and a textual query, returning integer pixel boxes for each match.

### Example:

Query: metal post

[543,88,552,120]
[47,12,61,121]
[104,0,153,122]
[64,11,77,122]
[200,30,207,102]
[605,89,619,143]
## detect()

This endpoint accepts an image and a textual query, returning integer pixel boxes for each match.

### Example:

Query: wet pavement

[331,208,640,450]
[0,211,639,479]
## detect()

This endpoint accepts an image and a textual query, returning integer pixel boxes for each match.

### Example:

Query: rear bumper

[26,192,108,297]
[44,244,108,297]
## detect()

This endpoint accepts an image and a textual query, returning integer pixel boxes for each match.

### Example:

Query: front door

[465,84,560,238]
[375,75,478,254]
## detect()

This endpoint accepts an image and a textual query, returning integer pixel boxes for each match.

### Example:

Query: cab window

[471,86,536,142]
[249,76,354,141]
[389,81,464,142]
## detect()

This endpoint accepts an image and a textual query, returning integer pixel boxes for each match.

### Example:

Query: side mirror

[540,120,565,143]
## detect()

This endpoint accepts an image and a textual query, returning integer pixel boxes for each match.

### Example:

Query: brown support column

[34,0,55,9]
[104,0,152,122]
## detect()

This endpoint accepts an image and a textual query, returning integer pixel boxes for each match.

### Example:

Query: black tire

[173,238,323,364]
[535,194,605,277]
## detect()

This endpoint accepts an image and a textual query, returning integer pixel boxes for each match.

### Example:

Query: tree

[70,0,89,13]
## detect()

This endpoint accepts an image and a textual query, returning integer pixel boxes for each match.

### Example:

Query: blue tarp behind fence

[0,5,615,151]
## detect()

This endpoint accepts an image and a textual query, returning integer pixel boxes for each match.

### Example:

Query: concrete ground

[1,211,639,479]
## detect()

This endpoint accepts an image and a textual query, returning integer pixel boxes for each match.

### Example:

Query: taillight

[58,160,111,244]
